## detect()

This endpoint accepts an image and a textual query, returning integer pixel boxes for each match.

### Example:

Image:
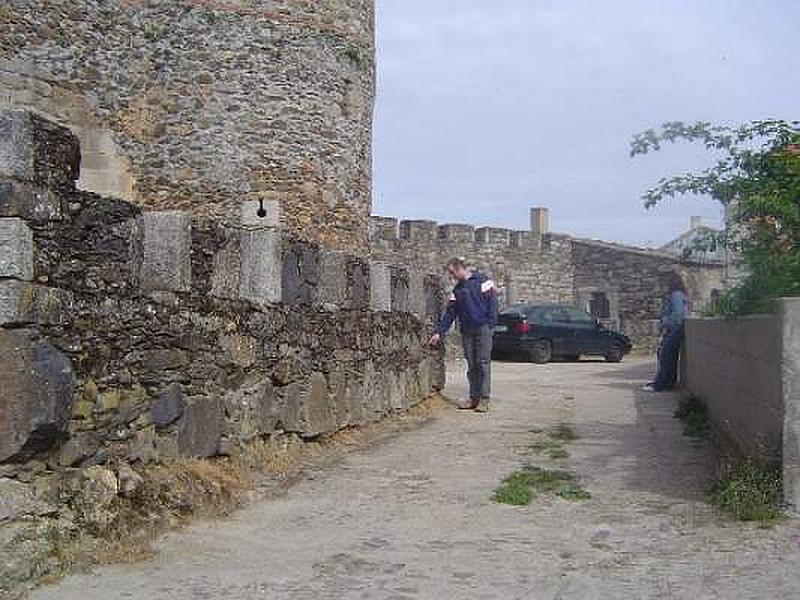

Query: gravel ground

[32,357,800,599]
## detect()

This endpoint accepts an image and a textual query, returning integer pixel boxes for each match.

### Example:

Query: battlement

[369,210,550,250]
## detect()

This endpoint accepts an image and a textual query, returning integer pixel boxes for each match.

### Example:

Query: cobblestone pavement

[33,358,800,599]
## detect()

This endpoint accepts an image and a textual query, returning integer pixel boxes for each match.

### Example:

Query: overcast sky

[373,0,799,247]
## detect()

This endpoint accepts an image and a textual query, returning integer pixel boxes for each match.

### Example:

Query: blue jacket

[660,290,688,332]
[436,272,498,335]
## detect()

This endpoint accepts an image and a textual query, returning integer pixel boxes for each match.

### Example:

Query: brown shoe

[458,399,479,410]
[474,398,490,413]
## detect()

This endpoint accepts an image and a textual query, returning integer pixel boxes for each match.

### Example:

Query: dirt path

[32,358,800,599]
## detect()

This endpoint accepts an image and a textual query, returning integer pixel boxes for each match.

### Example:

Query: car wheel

[605,342,624,363]
[530,340,552,364]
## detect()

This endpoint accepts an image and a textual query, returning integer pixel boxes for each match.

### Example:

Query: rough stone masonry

[0,0,375,252]
[0,110,444,483]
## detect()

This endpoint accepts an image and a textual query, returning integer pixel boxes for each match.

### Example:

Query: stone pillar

[369,261,391,312]
[318,250,348,308]
[240,229,282,306]
[390,266,410,313]
[531,207,550,236]
[139,211,192,293]
[531,206,550,251]
[0,217,33,281]
[781,298,800,513]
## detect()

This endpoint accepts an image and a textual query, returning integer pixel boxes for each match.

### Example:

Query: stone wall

[369,213,724,350]
[0,0,375,252]
[683,299,800,512]
[570,237,726,349]
[0,110,441,481]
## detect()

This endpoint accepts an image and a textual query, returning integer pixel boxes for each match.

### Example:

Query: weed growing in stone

[709,460,783,523]
[674,395,711,440]
[527,423,577,459]
[493,466,590,505]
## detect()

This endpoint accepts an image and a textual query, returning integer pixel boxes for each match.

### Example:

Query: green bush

[709,460,783,523]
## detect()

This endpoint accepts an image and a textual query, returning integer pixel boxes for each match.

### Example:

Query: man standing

[429,257,498,412]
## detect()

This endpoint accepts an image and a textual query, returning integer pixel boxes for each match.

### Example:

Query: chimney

[690,216,703,229]
[530,207,550,236]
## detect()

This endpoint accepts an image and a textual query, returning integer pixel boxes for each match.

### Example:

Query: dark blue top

[436,272,499,335]
[660,290,688,332]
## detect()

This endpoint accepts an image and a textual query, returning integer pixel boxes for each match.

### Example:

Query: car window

[537,307,567,323]
[562,307,595,324]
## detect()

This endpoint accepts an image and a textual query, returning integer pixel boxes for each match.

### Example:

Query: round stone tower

[0,0,375,251]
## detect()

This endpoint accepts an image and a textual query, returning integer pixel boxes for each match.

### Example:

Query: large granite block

[0,217,33,280]
[139,211,191,292]
[0,329,76,462]
[0,180,62,221]
[0,280,72,326]
[369,261,391,312]
[240,229,281,306]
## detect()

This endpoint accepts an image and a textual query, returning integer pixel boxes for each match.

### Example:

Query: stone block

[424,274,445,319]
[399,219,437,241]
[139,211,191,292]
[318,250,348,307]
[151,383,186,428]
[0,217,33,280]
[0,280,72,326]
[220,379,277,451]
[0,110,80,190]
[390,266,410,313]
[301,372,336,437]
[0,329,76,463]
[346,258,369,310]
[240,198,280,229]
[369,261,391,312]
[407,275,426,318]
[0,478,57,522]
[369,216,398,241]
[475,226,511,245]
[210,227,241,300]
[279,373,336,437]
[510,230,534,248]
[240,228,281,306]
[281,241,319,305]
[0,180,62,221]
[177,397,222,458]
[438,223,475,242]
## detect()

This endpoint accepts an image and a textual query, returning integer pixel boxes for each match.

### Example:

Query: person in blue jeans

[429,257,498,412]
[644,273,690,392]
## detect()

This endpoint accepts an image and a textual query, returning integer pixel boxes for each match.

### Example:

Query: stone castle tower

[0,0,375,250]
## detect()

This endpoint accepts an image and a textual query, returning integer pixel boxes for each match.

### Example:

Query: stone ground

[31,358,800,599]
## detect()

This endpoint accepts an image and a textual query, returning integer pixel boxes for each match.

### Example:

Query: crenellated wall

[0,110,442,478]
[369,212,725,351]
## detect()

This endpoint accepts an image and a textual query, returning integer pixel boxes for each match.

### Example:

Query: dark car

[492,304,632,364]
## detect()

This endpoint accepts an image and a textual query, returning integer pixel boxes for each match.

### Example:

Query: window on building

[589,292,611,319]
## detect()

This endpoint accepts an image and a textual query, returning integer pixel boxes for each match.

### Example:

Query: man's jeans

[654,325,683,391]
[461,325,493,401]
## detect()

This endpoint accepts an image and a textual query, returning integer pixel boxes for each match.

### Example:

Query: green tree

[631,120,800,314]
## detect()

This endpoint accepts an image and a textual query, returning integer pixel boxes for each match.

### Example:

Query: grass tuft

[709,460,783,523]
[674,395,711,440]
[493,466,590,505]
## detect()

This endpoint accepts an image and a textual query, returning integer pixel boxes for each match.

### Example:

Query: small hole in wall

[256,198,267,218]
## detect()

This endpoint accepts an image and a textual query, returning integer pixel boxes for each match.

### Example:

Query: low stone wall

[0,110,444,483]
[683,299,800,511]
